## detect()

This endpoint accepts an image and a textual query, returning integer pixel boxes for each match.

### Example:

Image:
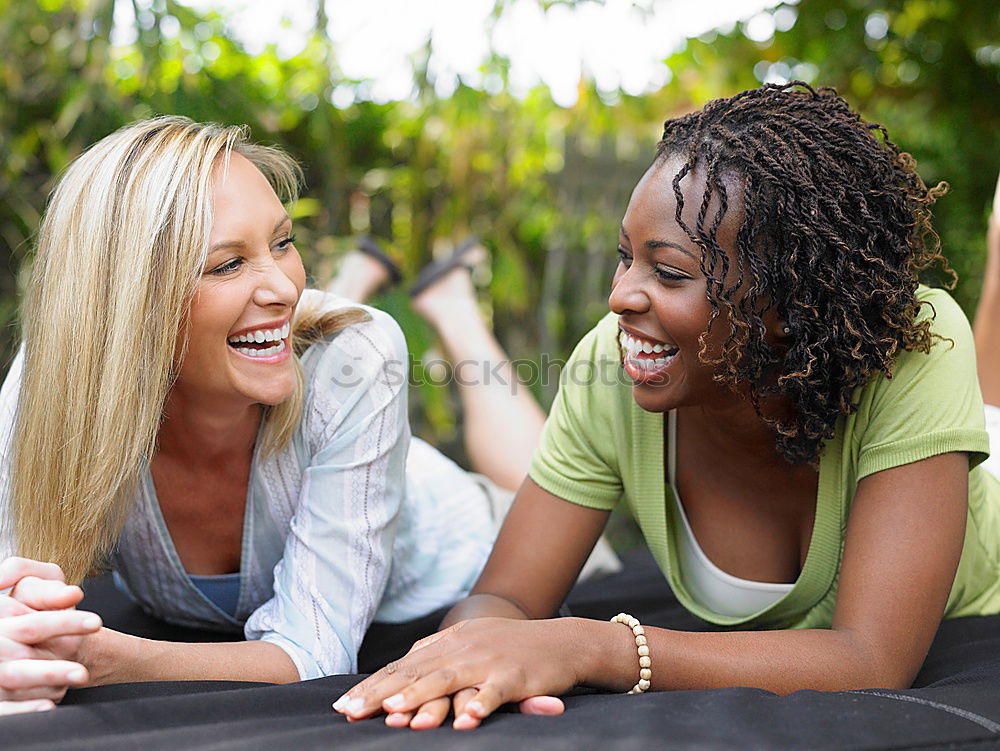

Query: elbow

[834,630,919,691]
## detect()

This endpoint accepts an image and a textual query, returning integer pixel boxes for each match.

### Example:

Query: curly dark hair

[655,81,953,465]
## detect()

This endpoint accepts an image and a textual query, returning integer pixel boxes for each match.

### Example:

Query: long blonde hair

[10,116,364,583]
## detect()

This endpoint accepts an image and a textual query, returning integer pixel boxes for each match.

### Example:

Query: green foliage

[1,0,996,451]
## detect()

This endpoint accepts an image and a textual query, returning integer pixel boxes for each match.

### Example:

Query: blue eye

[210,258,242,276]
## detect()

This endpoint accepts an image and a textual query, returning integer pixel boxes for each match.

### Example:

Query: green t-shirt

[530,287,1000,629]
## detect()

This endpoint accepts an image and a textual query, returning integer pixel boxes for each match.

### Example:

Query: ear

[761,307,791,342]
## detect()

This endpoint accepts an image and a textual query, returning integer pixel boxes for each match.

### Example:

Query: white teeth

[620,330,675,359]
[228,321,291,345]
[235,340,286,358]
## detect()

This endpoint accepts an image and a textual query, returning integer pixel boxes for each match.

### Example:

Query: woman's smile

[619,326,678,385]
[227,319,292,361]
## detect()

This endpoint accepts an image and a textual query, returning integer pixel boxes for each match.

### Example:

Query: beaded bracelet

[610,612,652,694]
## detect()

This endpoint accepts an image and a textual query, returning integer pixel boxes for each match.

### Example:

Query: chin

[255,386,296,407]
[631,389,672,413]
[241,376,297,407]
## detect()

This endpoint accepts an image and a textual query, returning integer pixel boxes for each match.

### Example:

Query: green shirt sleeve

[854,287,990,480]
[529,313,625,510]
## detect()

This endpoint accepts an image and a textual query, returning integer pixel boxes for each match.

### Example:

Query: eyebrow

[620,225,697,260]
[208,214,292,254]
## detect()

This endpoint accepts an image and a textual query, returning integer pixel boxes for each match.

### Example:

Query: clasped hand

[334,617,573,730]
[0,557,103,714]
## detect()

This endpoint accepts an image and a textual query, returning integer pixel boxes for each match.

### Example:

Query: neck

[157,387,262,466]
[683,387,796,465]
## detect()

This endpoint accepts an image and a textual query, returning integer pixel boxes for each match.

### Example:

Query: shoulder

[914,286,972,341]
[296,289,408,390]
[557,311,628,412]
[541,311,628,446]
[294,291,409,455]
[567,310,621,362]
[847,286,988,476]
[886,286,974,380]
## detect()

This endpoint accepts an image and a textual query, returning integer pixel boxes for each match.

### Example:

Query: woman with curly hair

[336,83,1000,730]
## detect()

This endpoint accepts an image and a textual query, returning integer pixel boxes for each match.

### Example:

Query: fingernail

[332,695,348,711]
[82,614,101,629]
[385,713,407,726]
[383,693,405,711]
[68,668,86,683]
[413,711,435,728]
[32,700,55,712]
[453,713,477,729]
[346,697,365,715]
[467,701,484,717]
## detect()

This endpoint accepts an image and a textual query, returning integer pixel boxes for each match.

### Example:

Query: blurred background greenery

[1,0,998,459]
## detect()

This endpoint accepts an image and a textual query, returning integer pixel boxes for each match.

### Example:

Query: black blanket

[5,549,999,750]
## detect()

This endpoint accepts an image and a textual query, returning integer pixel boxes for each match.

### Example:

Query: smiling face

[610,155,776,414]
[172,152,306,410]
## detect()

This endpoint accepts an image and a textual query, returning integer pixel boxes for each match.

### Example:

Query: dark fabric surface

[4,549,999,750]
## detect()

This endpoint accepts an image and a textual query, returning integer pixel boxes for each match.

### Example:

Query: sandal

[356,235,403,287]
[408,236,487,298]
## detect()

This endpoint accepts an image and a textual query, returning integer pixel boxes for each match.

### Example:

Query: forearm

[440,593,532,629]
[84,628,300,686]
[572,619,911,694]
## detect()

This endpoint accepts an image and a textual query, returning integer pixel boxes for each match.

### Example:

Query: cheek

[185,285,240,353]
[284,250,307,293]
[610,264,626,291]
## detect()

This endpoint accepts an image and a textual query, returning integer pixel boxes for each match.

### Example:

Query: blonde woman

[0,117,515,712]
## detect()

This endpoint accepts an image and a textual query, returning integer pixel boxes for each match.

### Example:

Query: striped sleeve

[244,308,410,678]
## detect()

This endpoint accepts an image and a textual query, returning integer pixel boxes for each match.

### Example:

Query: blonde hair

[10,116,365,583]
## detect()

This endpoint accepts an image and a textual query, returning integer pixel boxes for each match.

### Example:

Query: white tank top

[667,410,794,618]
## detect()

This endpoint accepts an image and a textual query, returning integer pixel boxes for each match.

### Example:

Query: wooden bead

[610,612,652,695]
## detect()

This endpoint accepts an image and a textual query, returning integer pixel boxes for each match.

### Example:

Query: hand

[0,557,102,712]
[0,557,72,594]
[2,557,93,666]
[333,618,573,730]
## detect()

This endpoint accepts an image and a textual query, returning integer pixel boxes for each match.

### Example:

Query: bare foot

[411,242,488,327]
[326,251,393,304]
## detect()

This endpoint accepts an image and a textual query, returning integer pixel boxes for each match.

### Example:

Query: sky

[159,0,791,106]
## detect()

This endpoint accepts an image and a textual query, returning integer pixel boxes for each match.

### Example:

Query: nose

[253,256,301,309]
[608,264,650,315]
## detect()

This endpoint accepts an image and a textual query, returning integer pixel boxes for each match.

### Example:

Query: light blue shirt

[0,291,497,679]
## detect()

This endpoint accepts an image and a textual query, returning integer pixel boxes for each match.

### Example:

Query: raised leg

[412,247,546,492]
[973,175,1000,408]
[324,251,392,304]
